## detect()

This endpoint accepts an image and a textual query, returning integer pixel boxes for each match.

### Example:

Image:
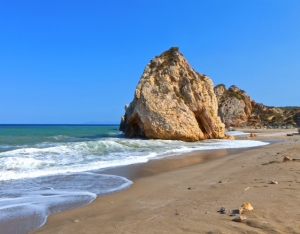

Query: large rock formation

[214,84,300,128]
[120,47,225,141]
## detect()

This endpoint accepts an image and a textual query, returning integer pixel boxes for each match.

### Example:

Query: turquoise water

[0,124,119,152]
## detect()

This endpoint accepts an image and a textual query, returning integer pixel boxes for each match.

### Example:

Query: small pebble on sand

[233,216,247,222]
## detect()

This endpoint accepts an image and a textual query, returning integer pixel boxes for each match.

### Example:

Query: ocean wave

[0,138,269,181]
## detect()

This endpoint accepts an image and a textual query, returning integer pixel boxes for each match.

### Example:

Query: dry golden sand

[30,129,300,234]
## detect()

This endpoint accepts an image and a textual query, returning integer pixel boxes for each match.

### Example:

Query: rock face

[214,84,300,128]
[120,47,225,141]
[214,84,252,127]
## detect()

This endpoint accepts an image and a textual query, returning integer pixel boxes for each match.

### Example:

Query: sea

[0,124,268,233]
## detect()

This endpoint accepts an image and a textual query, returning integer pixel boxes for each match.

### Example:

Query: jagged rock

[120,47,225,141]
[214,84,300,128]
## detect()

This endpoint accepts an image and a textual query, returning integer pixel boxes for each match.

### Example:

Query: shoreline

[100,147,252,181]
[30,129,300,233]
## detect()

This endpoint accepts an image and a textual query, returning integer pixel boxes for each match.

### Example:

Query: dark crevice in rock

[127,113,145,138]
[194,110,210,138]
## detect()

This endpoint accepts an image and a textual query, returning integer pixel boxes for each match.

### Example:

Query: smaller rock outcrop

[214,84,300,128]
[214,84,252,127]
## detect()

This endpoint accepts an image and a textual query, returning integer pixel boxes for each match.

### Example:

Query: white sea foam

[225,131,250,136]
[0,191,95,234]
[0,145,12,149]
[0,172,132,234]
[0,137,268,181]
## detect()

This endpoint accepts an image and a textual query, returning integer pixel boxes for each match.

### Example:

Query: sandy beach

[30,129,300,234]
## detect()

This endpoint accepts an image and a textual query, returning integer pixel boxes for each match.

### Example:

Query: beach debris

[187,186,192,190]
[249,133,257,137]
[218,207,228,214]
[269,180,278,184]
[72,219,80,223]
[283,156,292,162]
[287,133,293,136]
[175,209,179,215]
[218,180,223,183]
[244,187,250,191]
[233,215,247,222]
[239,202,253,214]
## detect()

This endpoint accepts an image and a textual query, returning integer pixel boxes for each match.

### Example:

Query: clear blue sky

[1,0,299,124]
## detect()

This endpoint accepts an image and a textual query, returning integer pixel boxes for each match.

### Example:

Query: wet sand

[30,129,300,234]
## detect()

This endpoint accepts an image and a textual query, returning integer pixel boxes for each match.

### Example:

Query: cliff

[214,84,300,128]
[120,47,225,141]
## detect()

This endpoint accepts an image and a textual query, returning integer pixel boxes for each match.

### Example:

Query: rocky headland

[214,84,300,128]
[120,47,225,141]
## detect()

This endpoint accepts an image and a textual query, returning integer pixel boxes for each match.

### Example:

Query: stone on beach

[119,47,226,141]
[218,207,228,214]
[224,135,235,140]
[283,156,292,162]
[239,202,253,214]
[233,215,247,222]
